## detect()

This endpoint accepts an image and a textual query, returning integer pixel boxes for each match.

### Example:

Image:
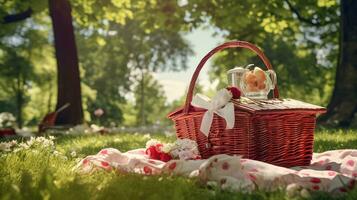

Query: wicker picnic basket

[168,41,326,167]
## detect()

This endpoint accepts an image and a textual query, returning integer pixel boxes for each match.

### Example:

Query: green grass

[1,130,357,200]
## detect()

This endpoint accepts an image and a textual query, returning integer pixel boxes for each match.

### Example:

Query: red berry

[226,87,241,99]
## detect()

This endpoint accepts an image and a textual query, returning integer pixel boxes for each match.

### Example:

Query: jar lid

[227,66,246,74]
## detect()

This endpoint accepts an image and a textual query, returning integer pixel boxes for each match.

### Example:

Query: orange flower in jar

[244,67,267,92]
[245,72,259,92]
[254,67,267,90]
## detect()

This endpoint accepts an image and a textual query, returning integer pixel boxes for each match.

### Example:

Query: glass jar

[240,66,276,99]
[227,65,250,90]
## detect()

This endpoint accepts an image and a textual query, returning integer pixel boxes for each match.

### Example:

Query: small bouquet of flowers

[0,112,16,136]
[0,112,16,129]
[145,138,201,162]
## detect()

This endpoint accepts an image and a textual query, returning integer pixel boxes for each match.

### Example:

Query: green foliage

[0,0,191,127]
[1,130,357,199]
[133,72,168,126]
[184,0,339,106]
[0,44,34,127]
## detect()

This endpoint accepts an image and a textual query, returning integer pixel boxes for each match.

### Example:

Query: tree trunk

[140,69,145,126]
[16,73,23,128]
[319,0,357,127]
[49,0,83,125]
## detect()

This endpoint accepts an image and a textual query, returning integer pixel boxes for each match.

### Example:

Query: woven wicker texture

[168,41,326,167]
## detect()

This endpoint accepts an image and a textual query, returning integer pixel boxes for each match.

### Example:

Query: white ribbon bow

[191,89,235,137]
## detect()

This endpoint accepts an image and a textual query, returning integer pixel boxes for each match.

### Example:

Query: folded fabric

[75,148,357,196]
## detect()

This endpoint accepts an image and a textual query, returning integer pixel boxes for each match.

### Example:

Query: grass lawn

[1,129,357,200]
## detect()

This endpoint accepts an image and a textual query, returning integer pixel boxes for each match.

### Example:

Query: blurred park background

[0,0,356,132]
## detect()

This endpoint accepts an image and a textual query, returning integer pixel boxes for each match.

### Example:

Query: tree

[76,1,192,125]
[49,0,83,125]
[319,0,357,127]
[133,72,167,126]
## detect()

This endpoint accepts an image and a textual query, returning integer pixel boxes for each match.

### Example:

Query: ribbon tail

[200,111,213,137]
[216,102,235,129]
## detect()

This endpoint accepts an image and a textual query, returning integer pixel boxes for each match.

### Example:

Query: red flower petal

[340,188,347,193]
[146,146,161,160]
[169,162,177,170]
[160,153,172,162]
[83,159,89,165]
[226,87,241,99]
[155,144,163,152]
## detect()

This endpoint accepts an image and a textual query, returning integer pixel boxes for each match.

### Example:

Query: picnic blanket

[75,148,357,196]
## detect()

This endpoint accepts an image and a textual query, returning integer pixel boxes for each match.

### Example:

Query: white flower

[300,188,311,198]
[53,150,61,156]
[14,136,55,151]
[286,183,300,198]
[0,142,11,151]
[0,140,18,151]
[68,125,91,135]
[144,138,200,160]
[145,139,161,149]
[143,134,151,140]
[170,139,200,160]
[94,108,104,117]
[90,124,104,133]
[162,143,175,153]
[2,140,17,151]
[9,140,17,146]
[0,112,16,128]
[70,151,77,157]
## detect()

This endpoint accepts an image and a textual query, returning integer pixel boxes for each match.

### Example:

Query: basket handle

[183,41,280,114]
